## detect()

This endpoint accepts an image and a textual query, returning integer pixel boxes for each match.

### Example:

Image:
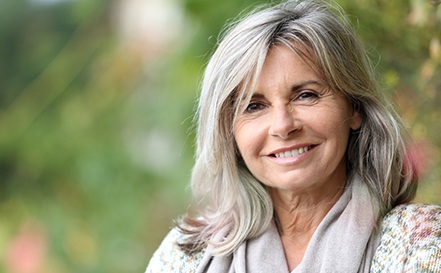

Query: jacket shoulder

[371,203,441,272]
[145,228,204,273]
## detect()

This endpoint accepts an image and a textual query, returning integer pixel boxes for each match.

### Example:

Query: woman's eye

[297,91,319,101]
[245,102,265,113]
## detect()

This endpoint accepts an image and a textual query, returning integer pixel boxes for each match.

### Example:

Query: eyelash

[297,91,319,101]
[244,101,266,113]
[244,91,319,113]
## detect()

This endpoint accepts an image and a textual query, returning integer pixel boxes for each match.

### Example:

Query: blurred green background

[0,0,440,272]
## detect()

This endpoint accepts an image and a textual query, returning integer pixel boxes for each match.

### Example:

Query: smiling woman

[233,45,364,269]
[234,45,361,198]
[145,0,441,272]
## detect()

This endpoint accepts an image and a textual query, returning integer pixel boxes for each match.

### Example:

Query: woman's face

[234,45,361,196]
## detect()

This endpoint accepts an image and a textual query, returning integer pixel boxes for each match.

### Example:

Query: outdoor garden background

[0,0,440,272]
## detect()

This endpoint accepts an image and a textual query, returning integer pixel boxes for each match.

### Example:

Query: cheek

[312,110,352,144]
[233,123,249,157]
[234,121,264,158]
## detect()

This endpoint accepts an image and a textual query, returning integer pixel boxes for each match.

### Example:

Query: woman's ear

[350,111,362,130]
[350,103,362,130]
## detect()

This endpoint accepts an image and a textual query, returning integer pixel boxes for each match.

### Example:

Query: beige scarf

[196,176,380,273]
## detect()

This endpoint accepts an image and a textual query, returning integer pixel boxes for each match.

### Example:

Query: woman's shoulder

[381,203,441,238]
[145,227,204,273]
[371,203,441,272]
[380,203,440,227]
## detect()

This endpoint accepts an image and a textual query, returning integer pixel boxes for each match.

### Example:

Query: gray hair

[179,0,417,255]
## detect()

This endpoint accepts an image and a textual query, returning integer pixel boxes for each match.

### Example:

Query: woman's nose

[268,106,301,138]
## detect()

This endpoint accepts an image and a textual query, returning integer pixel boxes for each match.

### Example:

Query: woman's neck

[270,186,344,271]
[272,187,343,234]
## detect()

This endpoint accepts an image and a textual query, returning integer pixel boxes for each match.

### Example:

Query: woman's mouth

[273,146,312,158]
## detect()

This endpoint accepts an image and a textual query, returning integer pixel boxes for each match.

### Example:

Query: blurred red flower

[5,223,47,273]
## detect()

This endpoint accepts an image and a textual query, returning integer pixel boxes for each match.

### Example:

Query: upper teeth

[275,146,309,158]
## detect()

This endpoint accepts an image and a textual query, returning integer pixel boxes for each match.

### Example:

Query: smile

[274,146,310,158]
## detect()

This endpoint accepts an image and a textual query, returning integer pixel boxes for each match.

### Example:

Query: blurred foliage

[0,0,440,272]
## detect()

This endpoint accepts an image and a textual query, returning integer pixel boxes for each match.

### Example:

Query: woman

[146,0,441,272]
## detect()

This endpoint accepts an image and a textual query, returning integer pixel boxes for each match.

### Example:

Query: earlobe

[350,111,362,130]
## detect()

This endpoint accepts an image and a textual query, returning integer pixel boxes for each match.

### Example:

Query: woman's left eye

[296,91,319,101]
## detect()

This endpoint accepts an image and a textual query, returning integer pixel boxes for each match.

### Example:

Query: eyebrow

[251,80,323,98]
[290,80,322,92]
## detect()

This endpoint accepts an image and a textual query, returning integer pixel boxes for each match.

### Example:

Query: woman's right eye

[244,102,265,113]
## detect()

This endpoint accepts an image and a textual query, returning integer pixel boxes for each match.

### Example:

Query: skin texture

[234,44,361,270]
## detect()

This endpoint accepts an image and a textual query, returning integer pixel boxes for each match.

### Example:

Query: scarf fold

[196,176,380,273]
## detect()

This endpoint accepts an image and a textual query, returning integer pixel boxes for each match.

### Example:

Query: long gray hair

[179,0,417,255]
